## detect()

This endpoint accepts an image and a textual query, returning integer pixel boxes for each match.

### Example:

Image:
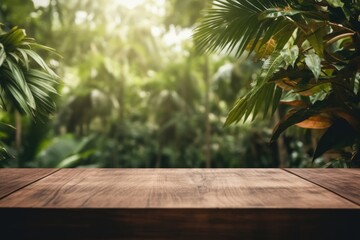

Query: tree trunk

[15,111,22,166]
[156,143,162,168]
[204,56,211,168]
[15,112,22,150]
[274,110,288,167]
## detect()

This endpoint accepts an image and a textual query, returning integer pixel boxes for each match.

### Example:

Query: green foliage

[0,26,58,118]
[195,0,360,164]
[35,134,97,168]
[0,0,319,168]
[0,24,59,163]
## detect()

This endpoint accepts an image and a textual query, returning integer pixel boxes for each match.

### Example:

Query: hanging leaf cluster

[194,0,360,161]
[0,25,59,119]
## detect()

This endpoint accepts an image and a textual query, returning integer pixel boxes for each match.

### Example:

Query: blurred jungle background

[0,0,358,168]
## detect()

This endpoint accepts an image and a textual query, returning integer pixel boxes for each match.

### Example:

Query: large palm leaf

[0,26,59,119]
[193,0,300,57]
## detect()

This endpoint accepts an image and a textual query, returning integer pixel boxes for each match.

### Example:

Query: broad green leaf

[262,51,285,81]
[56,154,83,168]
[281,45,299,67]
[305,52,321,79]
[306,23,326,58]
[56,150,95,168]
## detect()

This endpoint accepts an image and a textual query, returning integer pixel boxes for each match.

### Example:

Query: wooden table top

[1,168,359,239]
[0,168,359,208]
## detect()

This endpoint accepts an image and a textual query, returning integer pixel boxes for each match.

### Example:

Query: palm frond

[193,0,298,57]
[225,50,286,125]
[26,69,58,119]
[0,25,60,120]
[5,58,36,109]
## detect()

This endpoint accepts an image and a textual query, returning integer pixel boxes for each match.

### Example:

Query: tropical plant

[194,0,360,166]
[1,0,301,168]
[0,24,59,162]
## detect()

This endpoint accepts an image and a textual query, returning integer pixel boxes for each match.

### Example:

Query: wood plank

[0,208,359,240]
[0,169,357,208]
[0,168,58,199]
[286,169,360,206]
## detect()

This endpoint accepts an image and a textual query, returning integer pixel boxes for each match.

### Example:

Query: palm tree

[194,0,360,165]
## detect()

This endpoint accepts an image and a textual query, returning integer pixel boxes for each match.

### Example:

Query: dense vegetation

[195,0,360,167]
[0,0,358,168]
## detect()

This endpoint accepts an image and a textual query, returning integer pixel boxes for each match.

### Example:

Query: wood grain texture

[0,168,58,199]
[1,208,359,240]
[0,169,357,208]
[1,169,359,240]
[286,169,360,206]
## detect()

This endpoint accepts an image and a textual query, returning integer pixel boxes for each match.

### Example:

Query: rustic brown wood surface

[0,168,359,240]
[0,168,58,199]
[286,168,360,205]
[0,168,357,208]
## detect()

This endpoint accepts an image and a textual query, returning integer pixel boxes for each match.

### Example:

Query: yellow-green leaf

[305,52,321,79]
